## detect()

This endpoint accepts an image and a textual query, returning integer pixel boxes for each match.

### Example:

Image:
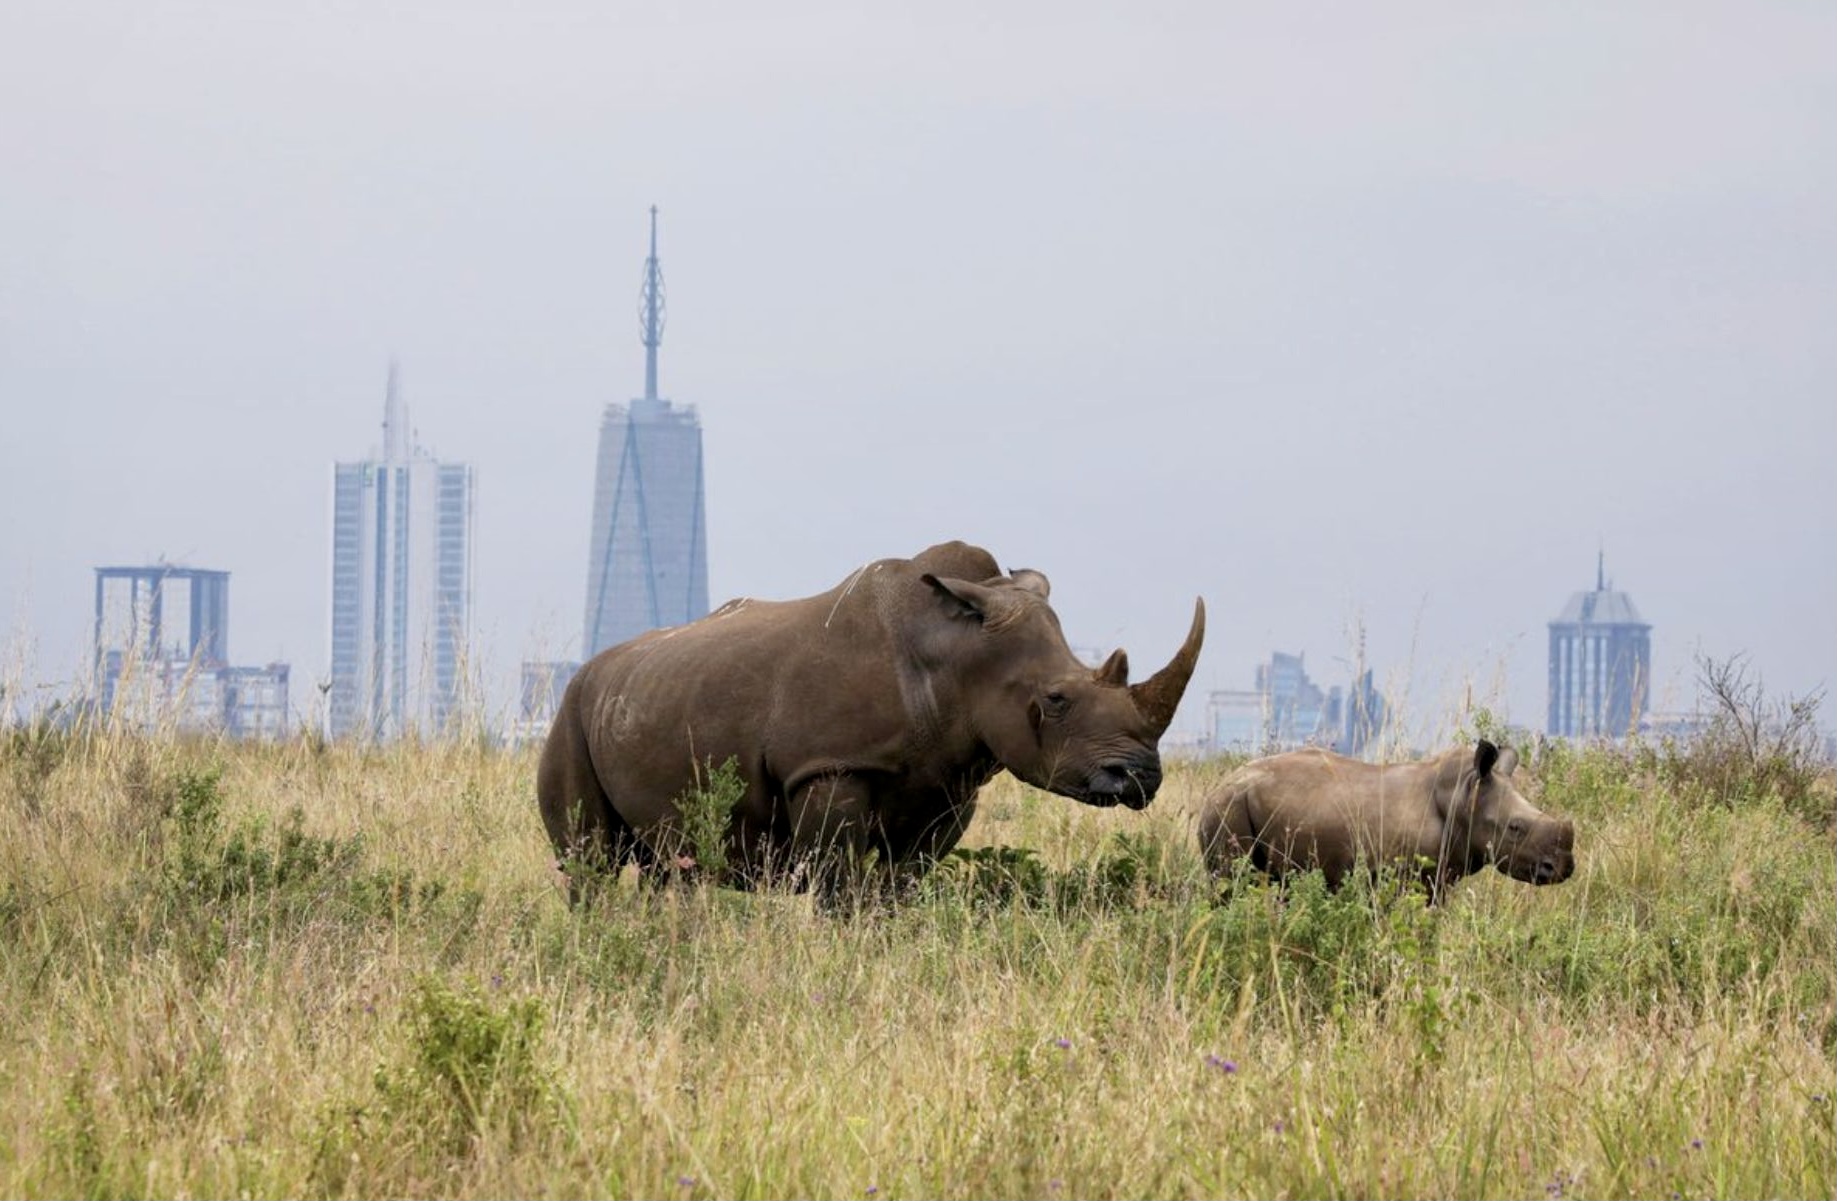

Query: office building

[582,207,710,658]
[1547,554,1651,739]
[92,564,289,738]
[327,366,475,739]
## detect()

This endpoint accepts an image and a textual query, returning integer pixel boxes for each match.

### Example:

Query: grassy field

[0,725,1831,1199]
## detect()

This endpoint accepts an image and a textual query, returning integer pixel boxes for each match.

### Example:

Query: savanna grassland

[1,723,1831,1199]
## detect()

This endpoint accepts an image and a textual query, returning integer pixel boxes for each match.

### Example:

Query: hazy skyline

[3,2,1833,741]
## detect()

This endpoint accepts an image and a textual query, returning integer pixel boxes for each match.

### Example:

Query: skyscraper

[328,367,475,739]
[1547,554,1651,739]
[581,207,710,659]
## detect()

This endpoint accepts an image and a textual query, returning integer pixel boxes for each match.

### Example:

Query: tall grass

[0,727,1830,1199]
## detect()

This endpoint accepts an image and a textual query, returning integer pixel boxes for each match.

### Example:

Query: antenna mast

[639,206,666,401]
[382,359,405,461]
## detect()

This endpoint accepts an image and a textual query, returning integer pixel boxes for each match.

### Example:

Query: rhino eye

[1041,691,1071,719]
[1506,818,1528,836]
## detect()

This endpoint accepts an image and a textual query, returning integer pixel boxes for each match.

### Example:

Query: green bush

[388,977,551,1140]
[674,755,746,878]
[154,765,472,965]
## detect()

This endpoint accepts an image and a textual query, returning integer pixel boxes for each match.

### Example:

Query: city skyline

[2,4,1832,744]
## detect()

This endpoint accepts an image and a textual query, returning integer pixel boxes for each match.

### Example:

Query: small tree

[1664,651,1829,822]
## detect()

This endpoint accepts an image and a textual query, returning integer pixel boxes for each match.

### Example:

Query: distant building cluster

[76,210,709,744]
[1207,652,1388,757]
[92,565,289,738]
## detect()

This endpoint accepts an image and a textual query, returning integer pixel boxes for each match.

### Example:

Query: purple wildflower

[1204,1053,1237,1074]
[1054,1037,1072,1050]
[678,1175,696,1188]
[1690,1138,1703,1151]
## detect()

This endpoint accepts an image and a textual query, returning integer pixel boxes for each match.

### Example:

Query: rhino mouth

[1532,853,1574,885]
[1500,848,1575,885]
[1074,761,1161,810]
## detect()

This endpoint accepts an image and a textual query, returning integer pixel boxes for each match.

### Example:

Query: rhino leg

[786,774,891,911]
[537,689,656,904]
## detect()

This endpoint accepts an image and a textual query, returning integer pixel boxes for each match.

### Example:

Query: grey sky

[3,1,1833,740]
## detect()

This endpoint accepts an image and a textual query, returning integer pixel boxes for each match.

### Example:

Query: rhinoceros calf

[1197,740,1574,899]
[540,540,1204,900]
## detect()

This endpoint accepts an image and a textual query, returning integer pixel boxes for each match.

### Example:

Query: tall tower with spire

[1547,552,1651,739]
[581,207,710,658]
[327,364,475,738]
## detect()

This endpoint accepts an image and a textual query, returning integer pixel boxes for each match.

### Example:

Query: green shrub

[156,765,469,955]
[674,755,746,878]
[380,977,553,1145]
[935,844,1051,909]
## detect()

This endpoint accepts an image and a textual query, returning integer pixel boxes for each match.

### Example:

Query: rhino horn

[1129,597,1206,736]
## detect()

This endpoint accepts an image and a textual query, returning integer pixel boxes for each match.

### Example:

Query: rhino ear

[1095,648,1129,687]
[923,574,998,622]
[1474,739,1499,779]
[1007,568,1051,600]
[1495,745,1519,777]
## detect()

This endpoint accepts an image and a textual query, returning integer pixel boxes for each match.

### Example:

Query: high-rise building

[1340,667,1388,757]
[94,565,228,710]
[327,366,475,739]
[92,563,289,738]
[1547,554,1650,739]
[582,207,710,659]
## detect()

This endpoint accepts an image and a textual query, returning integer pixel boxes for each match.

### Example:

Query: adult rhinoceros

[539,540,1204,899]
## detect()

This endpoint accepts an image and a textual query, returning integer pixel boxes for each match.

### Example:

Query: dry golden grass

[0,726,1830,1199]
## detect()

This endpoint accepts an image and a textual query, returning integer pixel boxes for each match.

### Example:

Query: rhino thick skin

[1198,740,1575,901]
[540,540,1204,900]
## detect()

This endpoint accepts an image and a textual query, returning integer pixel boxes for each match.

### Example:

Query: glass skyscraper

[581,208,710,658]
[328,367,474,739]
[1547,555,1651,739]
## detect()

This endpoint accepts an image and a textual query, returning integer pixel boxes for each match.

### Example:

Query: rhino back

[1211,749,1445,878]
[575,554,959,840]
